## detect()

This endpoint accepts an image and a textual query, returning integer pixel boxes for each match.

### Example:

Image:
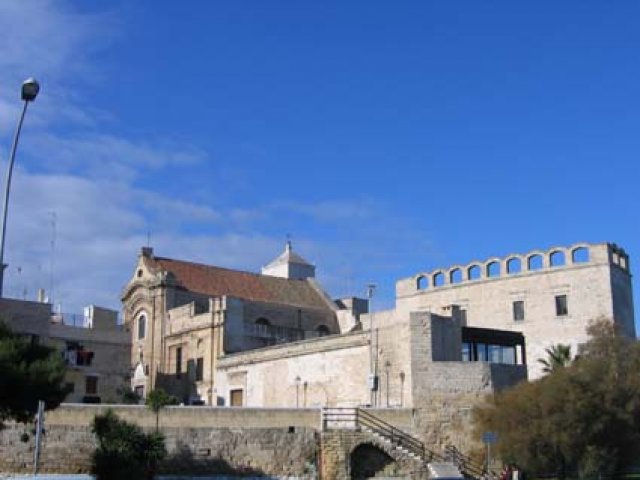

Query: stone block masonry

[0,405,319,476]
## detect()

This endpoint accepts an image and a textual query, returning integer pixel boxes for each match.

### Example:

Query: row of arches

[416,246,590,291]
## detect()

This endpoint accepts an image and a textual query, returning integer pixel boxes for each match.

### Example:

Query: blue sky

[0,1,638,327]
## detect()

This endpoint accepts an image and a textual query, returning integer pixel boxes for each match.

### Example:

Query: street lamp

[0,78,40,297]
[295,376,301,408]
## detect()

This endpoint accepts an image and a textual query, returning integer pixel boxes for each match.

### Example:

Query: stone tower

[261,241,316,280]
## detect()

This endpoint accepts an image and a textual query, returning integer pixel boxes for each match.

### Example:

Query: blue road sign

[482,431,498,444]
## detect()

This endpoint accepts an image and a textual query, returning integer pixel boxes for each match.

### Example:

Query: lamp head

[21,78,40,102]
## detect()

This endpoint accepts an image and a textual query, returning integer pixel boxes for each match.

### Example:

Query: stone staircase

[323,408,476,479]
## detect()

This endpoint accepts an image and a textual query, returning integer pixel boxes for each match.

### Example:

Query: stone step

[428,461,464,479]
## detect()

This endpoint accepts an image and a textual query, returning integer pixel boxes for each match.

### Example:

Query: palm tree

[537,344,572,373]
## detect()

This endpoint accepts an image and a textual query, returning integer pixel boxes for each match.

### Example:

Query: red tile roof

[149,256,331,310]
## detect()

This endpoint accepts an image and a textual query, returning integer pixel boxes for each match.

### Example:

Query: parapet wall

[397,242,628,298]
[0,405,321,475]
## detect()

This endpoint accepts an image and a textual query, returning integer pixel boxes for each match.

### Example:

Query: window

[138,315,146,340]
[317,325,330,336]
[555,295,568,316]
[459,309,467,324]
[195,357,204,382]
[175,346,182,378]
[513,301,525,321]
[416,275,428,290]
[433,272,445,287]
[85,376,98,395]
[462,342,471,361]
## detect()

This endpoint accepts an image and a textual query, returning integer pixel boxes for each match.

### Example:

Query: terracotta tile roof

[150,256,331,310]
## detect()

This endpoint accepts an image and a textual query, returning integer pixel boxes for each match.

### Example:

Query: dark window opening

[175,346,182,378]
[316,325,330,336]
[255,318,271,326]
[555,295,568,316]
[138,315,146,340]
[513,301,525,321]
[195,357,204,382]
[85,376,98,395]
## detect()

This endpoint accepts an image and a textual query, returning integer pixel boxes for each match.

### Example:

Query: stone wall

[394,242,634,378]
[0,405,321,476]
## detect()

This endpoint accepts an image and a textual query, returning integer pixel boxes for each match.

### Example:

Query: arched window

[450,268,463,284]
[416,275,428,290]
[528,254,543,270]
[571,247,589,263]
[255,318,271,326]
[433,272,445,287]
[550,250,566,267]
[506,257,521,274]
[468,265,481,280]
[137,314,146,340]
[487,261,500,278]
[316,325,330,336]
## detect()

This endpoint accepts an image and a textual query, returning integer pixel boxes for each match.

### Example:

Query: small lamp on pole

[0,78,40,298]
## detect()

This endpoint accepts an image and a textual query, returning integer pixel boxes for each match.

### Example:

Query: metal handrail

[356,409,447,464]
[445,444,488,478]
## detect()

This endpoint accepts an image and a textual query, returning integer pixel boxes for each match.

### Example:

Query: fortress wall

[394,243,632,378]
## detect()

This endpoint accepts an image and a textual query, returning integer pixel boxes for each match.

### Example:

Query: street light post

[0,78,40,298]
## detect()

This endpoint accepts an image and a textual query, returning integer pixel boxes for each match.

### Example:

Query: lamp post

[0,78,40,298]
[295,375,301,408]
[367,283,377,406]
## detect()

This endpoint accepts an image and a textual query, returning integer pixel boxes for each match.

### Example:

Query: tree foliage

[0,321,69,425]
[145,388,178,431]
[474,319,640,478]
[538,343,573,373]
[91,409,167,480]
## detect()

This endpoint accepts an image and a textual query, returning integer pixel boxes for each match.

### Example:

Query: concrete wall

[0,297,51,337]
[216,332,371,408]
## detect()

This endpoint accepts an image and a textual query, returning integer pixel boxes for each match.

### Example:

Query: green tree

[473,319,640,478]
[0,321,69,425]
[145,388,178,431]
[537,343,573,373]
[92,409,166,480]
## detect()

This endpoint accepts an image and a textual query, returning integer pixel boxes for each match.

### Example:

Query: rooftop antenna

[147,231,151,247]
[285,233,292,251]
[48,212,56,306]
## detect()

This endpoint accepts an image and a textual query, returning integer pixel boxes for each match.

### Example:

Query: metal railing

[322,408,445,464]
[322,408,487,479]
[445,444,489,479]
